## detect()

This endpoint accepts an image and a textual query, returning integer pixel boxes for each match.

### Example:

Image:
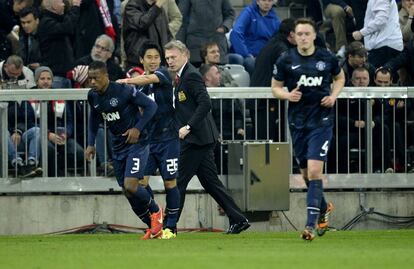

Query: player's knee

[307,168,322,179]
[138,177,149,187]
[124,178,139,193]
[164,179,177,189]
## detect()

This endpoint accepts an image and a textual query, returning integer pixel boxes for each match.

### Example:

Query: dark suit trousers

[177,142,246,224]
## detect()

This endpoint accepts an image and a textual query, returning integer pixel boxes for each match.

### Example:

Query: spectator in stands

[199,63,244,174]
[0,0,33,62]
[229,0,280,75]
[34,66,84,176]
[399,0,414,44]
[120,0,182,69]
[74,0,119,60]
[384,37,414,86]
[7,89,42,178]
[321,0,356,58]
[200,63,245,140]
[123,0,172,69]
[176,0,235,66]
[17,6,40,71]
[336,66,393,173]
[372,68,394,173]
[247,18,295,141]
[38,0,80,89]
[200,41,238,87]
[75,34,124,81]
[374,67,406,172]
[352,0,403,68]
[0,54,35,89]
[337,66,371,173]
[341,41,375,86]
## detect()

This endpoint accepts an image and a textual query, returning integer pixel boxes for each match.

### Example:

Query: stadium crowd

[1,0,414,177]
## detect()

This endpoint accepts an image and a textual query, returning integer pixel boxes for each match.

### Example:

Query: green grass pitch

[1,230,414,269]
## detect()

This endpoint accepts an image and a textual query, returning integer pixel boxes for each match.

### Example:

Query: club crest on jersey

[297,75,323,87]
[109,98,119,107]
[178,91,186,102]
[315,61,326,71]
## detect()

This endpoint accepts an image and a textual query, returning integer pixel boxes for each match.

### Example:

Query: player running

[85,60,164,239]
[271,18,344,241]
[117,43,180,240]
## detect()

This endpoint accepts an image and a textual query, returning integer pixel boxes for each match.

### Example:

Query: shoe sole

[317,203,334,237]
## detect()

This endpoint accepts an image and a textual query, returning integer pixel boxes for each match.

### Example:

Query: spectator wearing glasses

[75,34,125,81]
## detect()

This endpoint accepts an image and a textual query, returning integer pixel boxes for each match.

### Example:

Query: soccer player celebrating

[271,18,345,241]
[85,61,164,239]
[117,42,180,240]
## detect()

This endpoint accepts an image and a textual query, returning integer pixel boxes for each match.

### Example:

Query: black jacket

[384,40,414,85]
[38,7,79,76]
[8,101,37,135]
[123,0,172,67]
[18,32,41,69]
[74,0,119,59]
[174,63,219,146]
[250,34,293,87]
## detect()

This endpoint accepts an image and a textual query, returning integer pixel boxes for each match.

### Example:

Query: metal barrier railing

[1,87,413,179]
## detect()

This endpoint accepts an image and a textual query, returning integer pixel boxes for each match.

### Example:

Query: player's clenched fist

[288,86,302,102]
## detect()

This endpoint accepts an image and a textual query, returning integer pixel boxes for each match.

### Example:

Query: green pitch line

[1,230,414,269]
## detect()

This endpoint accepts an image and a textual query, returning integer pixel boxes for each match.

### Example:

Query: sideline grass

[1,230,414,269]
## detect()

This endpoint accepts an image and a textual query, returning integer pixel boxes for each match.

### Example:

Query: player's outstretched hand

[288,86,302,102]
[85,146,96,161]
[321,95,336,107]
[123,128,140,144]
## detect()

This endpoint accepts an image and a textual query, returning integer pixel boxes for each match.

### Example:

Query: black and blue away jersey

[273,47,341,129]
[139,67,178,143]
[87,82,157,152]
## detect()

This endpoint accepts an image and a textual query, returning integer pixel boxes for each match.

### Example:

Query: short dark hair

[375,67,393,80]
[294,17,317,33]
[19,6,39,19]
[200,42,219,62]
[199,63,215,78]
[89,61,107,73]
[346,41,367,58]
[139,42,162,59]
[278,18,295,37]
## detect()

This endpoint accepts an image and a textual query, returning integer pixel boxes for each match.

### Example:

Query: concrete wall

[1,191,413,235]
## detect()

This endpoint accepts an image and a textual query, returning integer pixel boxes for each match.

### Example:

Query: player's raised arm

[116,74,160,85]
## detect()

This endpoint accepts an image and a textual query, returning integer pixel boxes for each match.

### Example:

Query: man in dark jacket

[249,18,296,141]
[164,40,250,234]
[18,6,41,71]
[123,0,172,68]
[37,0,80,89]
[176,0,234,66]
[74,0,119,59]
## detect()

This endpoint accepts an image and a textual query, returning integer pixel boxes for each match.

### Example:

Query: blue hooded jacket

[230,0,280,57]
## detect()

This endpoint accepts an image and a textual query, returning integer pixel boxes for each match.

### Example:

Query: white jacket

[0,61,35,89]
[360,0,403,51]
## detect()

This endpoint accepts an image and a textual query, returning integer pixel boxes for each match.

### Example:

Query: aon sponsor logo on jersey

[297,75,323,87]
[102,111,120,121]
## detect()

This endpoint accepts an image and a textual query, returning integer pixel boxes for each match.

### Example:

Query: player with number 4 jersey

[117,42,180,239]
[85,61,165,239]
[271,18,345,241]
